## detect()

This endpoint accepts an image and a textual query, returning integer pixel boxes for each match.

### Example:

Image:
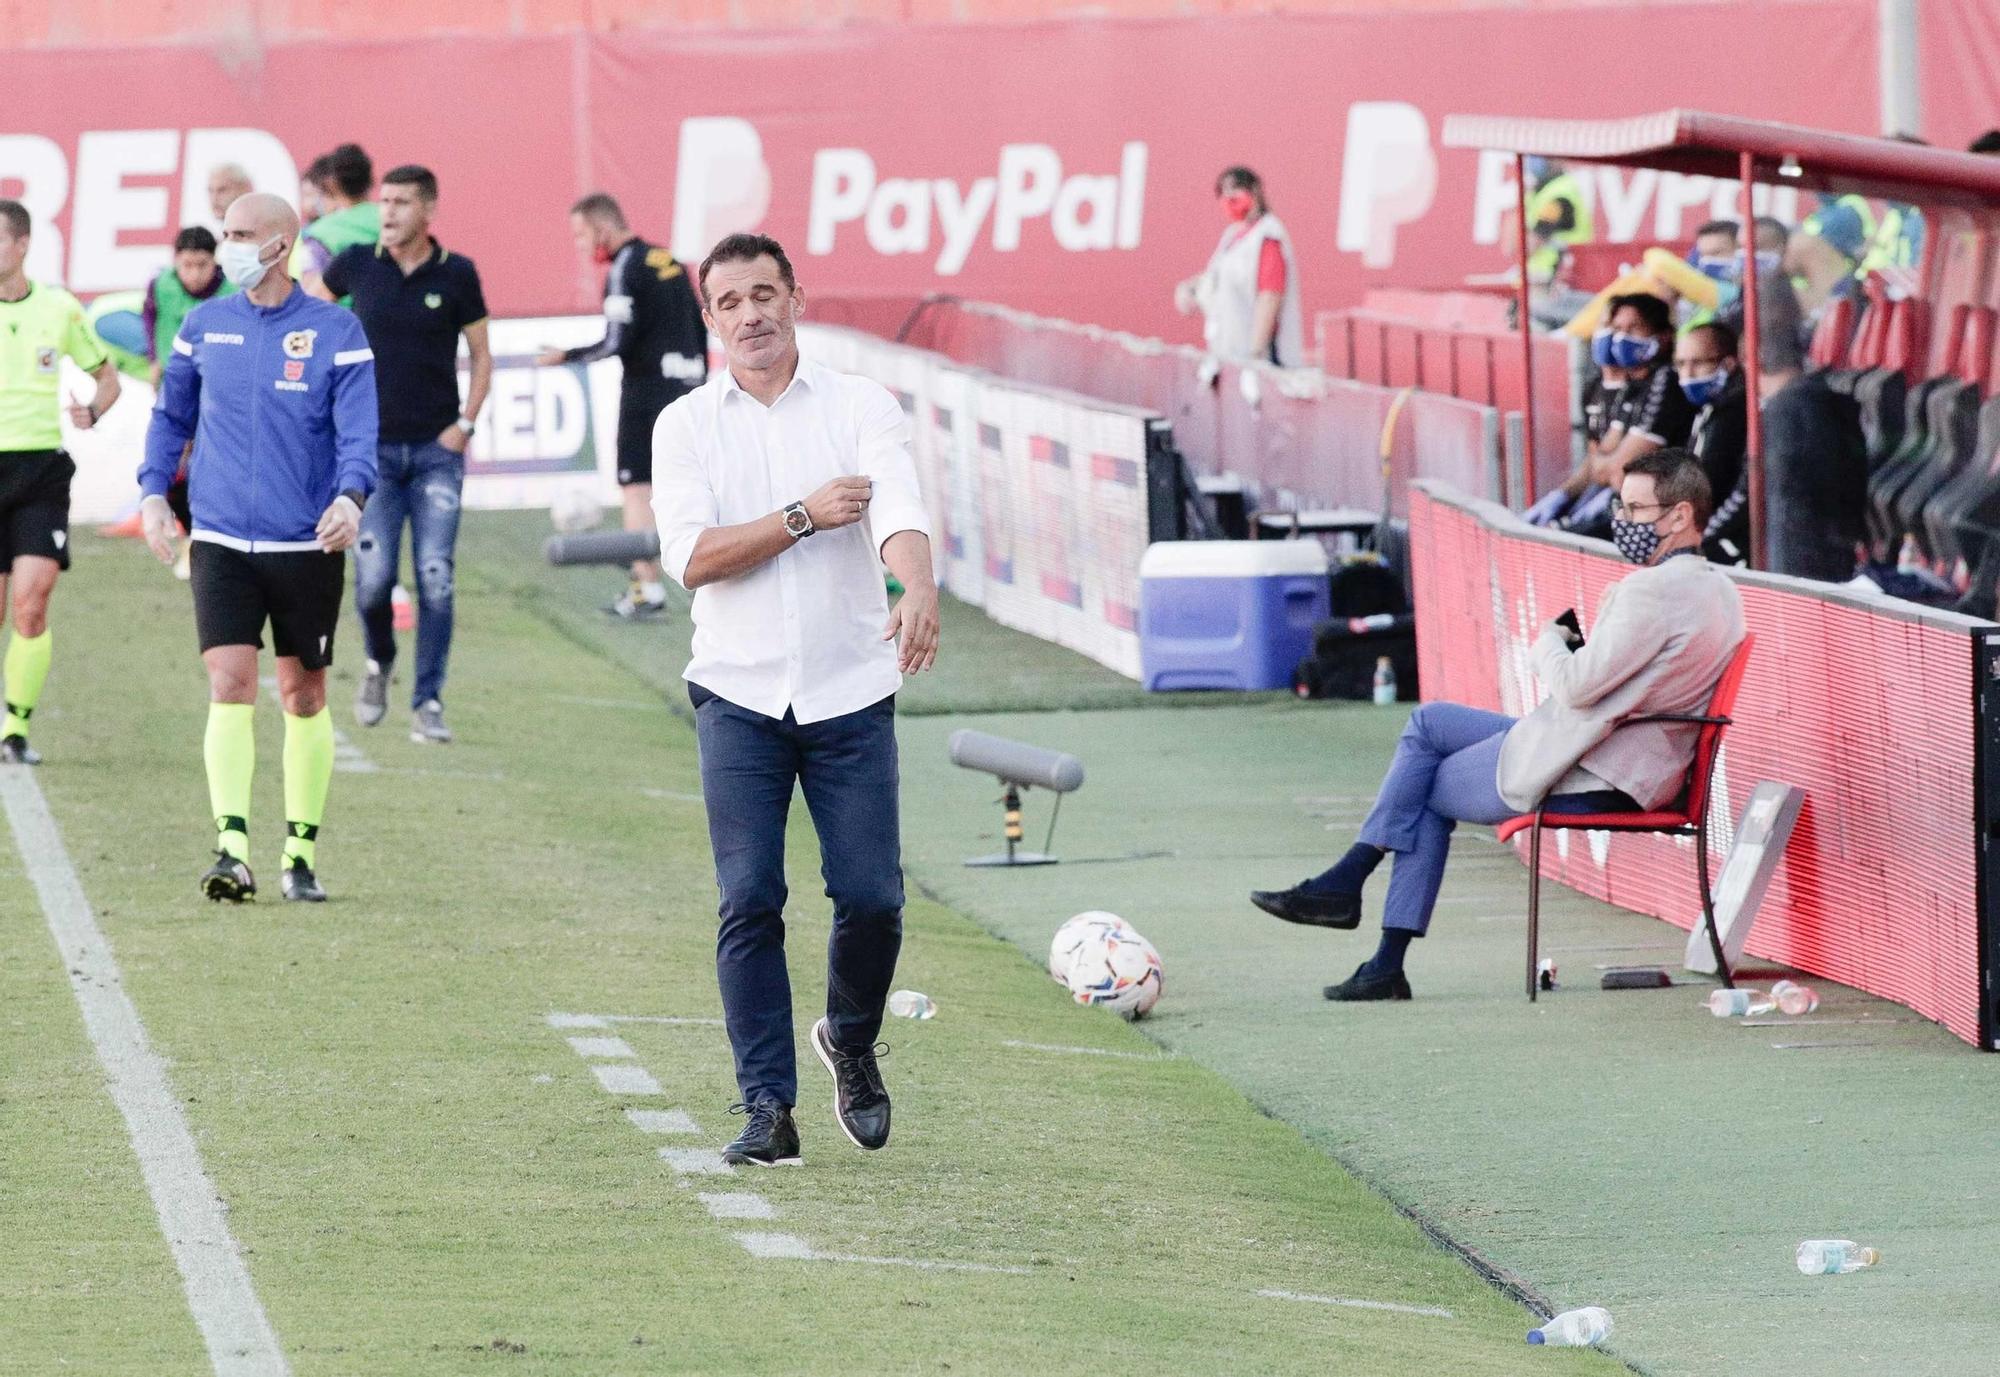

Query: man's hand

[436,423,470,455]
[883,582,940,673]
[65,392,96,430]
[316,495,362,553]
[140,495,178,565]
[534,347,567,367]
[803,475,872,531]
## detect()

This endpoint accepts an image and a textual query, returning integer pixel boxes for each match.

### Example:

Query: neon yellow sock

[282,708,334,868]
[203,702,255,861]
[2,627,52,739]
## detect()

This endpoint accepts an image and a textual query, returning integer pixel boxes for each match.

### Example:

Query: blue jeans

[1356,703,1637,935]
[691,686,904,1108]
[354,441,464,707]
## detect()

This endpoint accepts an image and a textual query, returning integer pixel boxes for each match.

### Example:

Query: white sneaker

[411,699,452,744]
[354,661,389,727]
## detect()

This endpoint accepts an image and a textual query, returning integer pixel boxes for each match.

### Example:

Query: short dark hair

[1215,165,1266,210]
[1608,291,1673,338]
[1753,215,1791,251]
[304,154,333,190]
[698,233,796,304]
[1693,219,1739,243]
[1625,446,1714,526]
[1684,319,1738,360]
[0,200,28,239]
[173,226,218,255]
[324,143,373,199]
[382,164,438,202]
[569,192,626,228]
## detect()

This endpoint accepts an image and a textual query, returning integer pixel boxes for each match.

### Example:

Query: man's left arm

[318,321,379,551]
[60,300,119,430]
[857,385,939,673]
[1529,578,1674,710]
[447,317,493,454]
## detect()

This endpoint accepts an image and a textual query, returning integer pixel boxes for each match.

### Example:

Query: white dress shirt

[651,355,931,724]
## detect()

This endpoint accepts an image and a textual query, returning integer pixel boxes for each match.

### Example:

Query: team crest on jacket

[284,360,304,381]
[282,329,318,360]
[424,293,442,309]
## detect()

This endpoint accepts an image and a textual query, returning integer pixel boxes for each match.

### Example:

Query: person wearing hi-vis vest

[1523,156,1594,284]
[1174,166,1304,368]
[295,144,380,303]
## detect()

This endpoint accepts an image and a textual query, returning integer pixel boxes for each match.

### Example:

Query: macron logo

[204,332,245,345]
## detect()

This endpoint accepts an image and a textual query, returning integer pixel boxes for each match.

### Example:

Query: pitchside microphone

[948,730,1084,868]
[544,529,662,568]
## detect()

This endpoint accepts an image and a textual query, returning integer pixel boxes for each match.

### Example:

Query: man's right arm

[139,333,200,498]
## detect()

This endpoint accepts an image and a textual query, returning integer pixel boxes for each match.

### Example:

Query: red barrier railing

[1411,482,1986,1045]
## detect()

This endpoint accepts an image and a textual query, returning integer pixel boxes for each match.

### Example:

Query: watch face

[786,507,810,536]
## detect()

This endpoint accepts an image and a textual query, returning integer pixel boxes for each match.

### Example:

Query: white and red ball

[1047,910,1134,984]
[1061,921,1164,1021]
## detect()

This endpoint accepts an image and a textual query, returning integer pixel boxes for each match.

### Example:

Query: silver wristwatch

[783,501,815,539]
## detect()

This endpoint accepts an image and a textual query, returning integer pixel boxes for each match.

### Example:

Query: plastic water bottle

[1772,979,1820,1016]
[1527,1307,1613,1346]
[1796,1239,1879,1274]
[1372,657,1397,705]
[1707,988,1776,1017]
[886,990,936,1020]
[391,583,415,632]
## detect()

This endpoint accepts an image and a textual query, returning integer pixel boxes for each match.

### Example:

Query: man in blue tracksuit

[140,192,378,904]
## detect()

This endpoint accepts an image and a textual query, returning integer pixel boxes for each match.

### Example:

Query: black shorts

[0,450,75,571]
[616,385,688,487]
[190,541,345,669]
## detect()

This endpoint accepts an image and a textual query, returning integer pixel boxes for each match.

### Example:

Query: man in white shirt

[653,232,940,1168]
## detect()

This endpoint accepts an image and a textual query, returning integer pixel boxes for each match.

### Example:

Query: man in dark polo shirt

[315,165,492,743]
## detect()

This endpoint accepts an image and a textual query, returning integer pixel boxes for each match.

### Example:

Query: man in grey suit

[1252,448,1747,1000]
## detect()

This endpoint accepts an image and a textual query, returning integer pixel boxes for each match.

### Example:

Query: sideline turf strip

[0,525,1619,1375]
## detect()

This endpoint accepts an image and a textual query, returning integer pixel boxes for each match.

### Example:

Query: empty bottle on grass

[1527,1307,1613,1346]
[1372,657,1397,705]
[1797,1240,1879,1274]
[887,990,937,1020]
[1707,987,1776,1017]
[1772,979,1820,1015]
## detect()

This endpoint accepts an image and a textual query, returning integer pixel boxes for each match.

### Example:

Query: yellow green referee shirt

[0,283,108,452]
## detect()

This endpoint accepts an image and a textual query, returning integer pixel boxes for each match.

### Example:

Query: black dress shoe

[1250,885,1362,929]
[1323,965,1413,1001]
[811,1017,891,1151]
[722,1101,802,1167]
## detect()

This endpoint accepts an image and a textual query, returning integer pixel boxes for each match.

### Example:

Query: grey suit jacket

[1496,552,1746,812]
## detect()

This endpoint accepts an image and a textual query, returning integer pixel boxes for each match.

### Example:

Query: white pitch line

[659,1147,733,1176]
[639,787,705,804]
[0,768,290,1376]
[735,1231,815,1259]
[591,1063,662,1096]
[259,675,374,774]
[1000,1039,1174,1061]
[1256,1288,1455,1319]
[625,1108,701,1135]
[556,694,662,711]
[818,1251,1036,1276]
[699,1192,777,1220]
[566,1036,635,1059]
[546,1012,610,1029]
[602,1014,727,1027]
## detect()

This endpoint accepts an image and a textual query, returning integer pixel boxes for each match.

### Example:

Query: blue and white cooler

[1138,540,1331,691]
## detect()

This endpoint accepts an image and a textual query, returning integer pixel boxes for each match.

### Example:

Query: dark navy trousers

[690,685,904,1108]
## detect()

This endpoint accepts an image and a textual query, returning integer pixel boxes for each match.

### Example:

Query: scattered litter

[887,990,937,1020]
[1536,958,1557,992]
[1771,979,1820,1015]
[1797,1239,1879,1274]
[1527,1306,1613,1347]
[1708,988,1776,1017]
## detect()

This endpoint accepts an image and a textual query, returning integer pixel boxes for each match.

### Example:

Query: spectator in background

[143,227,233,387]
[296,144,379,290]
[1688,219,1740,280]
[206,163,252,226]
[1706,275,1866,580]
[298,156,331,227]
[1522,157,1593,283]
[1676,320,1747,559]
[1173,166,1304,368]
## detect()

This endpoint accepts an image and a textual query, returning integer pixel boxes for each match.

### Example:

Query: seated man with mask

[1250,449,1746,1000]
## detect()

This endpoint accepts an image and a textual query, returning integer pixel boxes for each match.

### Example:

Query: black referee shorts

[189,540,345,670]
[0,449,76,571]
[616,384,689,488]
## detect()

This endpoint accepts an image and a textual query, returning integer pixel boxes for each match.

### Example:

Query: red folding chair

[1495,635,1755,1001]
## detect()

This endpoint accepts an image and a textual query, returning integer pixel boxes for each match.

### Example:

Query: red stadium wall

[1410,484,1987,1046]
[3,1,1962,342]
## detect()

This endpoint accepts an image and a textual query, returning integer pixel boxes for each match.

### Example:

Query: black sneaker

[1250,884,1362,929]
[280,857,326,902]
[722,1100,802,1167]
[811,1017,891,1151]
[200,851,256,902]
[0,734,42,765]
[1323,964,1413,1002]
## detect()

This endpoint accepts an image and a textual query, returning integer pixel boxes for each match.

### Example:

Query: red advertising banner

[1411,484,1985,1046]
[0,2,1895,343]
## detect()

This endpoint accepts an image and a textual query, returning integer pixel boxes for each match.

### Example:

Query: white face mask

[218,234,282,290]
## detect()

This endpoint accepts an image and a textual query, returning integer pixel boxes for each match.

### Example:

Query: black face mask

[1610,514,1666,565]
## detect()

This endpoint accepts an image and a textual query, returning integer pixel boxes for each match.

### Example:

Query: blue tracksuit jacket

[140,286,378,551]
